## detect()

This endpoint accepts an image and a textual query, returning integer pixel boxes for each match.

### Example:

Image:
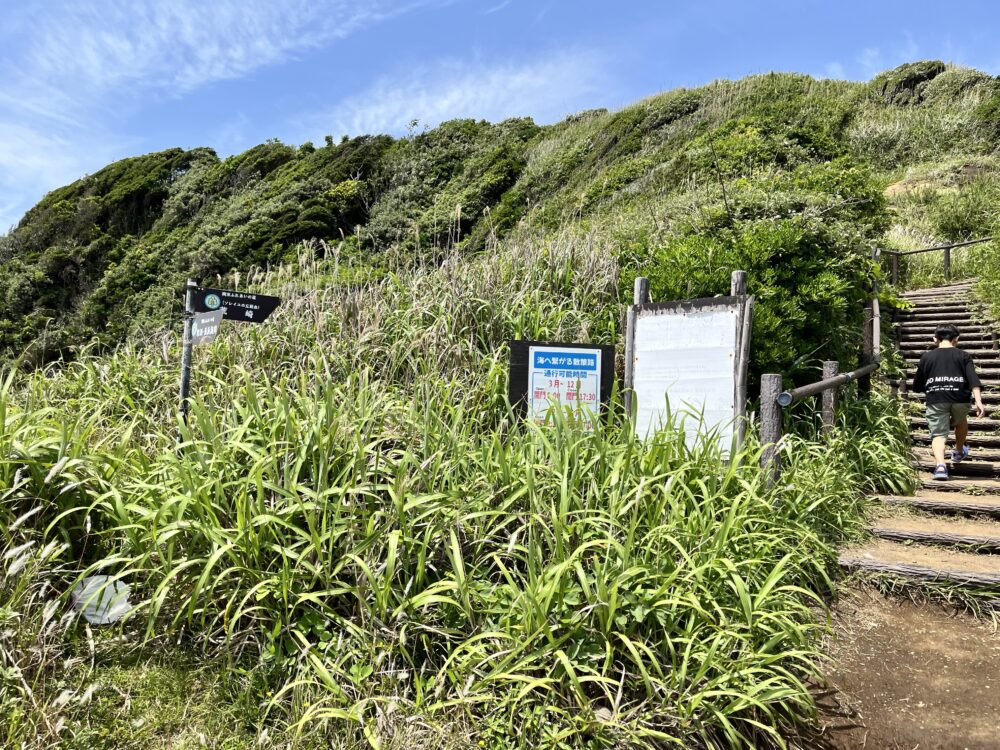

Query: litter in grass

[71,576,132,624]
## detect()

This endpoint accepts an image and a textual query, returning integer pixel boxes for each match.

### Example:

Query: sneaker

[952,445,971,463]
[932,463,949,481]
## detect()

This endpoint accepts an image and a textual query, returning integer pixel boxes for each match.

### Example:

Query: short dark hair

[935,324,960,341]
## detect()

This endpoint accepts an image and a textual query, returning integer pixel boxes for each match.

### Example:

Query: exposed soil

[817,586,1000,749]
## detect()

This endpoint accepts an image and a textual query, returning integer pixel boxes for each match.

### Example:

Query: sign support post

[179,278,196,422]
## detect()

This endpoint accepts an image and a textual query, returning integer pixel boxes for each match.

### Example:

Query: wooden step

[901,355,1000,363]
[897,315,979,323]
[913,446,1000,468]
[920,477,1000,493]
[911,433,1000,448]
[896,323,990,332]
[898,332,993,342]
[902,304,973,313]
[902,296,975,302]
[870,514,1000,550]
[879,492,1000,516]
[906,402,1000,417]
[914,459,999,477]
[898,343,995,352]
[909,416,1000,431]
[897,307,978,314]
[900,295,975,302]
[901,283,975,294]
[901,286,975,298]
[893,319,993,333]
[901,348,999,357]
[897,331,993,340]
[899,327,992,335]
[911,445,1000,462]
[839,539,1000,586]
[906,391,1000,403]
[896,370,1000,382]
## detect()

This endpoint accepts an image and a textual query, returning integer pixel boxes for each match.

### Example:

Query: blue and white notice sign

[528,346,602,429]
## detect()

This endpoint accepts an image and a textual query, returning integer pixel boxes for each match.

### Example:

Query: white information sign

[191,310,223,345]
[632,301,741,449]
[528,346,602,430]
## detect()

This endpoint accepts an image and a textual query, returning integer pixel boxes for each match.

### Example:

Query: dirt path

[818,586,1000,749]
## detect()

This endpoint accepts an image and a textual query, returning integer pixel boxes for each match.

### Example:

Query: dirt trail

[818,586,1000,749]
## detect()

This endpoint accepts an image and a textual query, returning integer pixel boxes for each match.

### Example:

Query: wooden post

[731,269,747,297]
[624,277,649,419]
[944,247,952,280]
[821,361,839,434]
[634,277,650,306]
[891,253,899,285]
[859,300,874,396]
[760,374,783,485]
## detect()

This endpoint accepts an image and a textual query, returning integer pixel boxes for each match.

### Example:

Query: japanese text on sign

[528,347,601,429]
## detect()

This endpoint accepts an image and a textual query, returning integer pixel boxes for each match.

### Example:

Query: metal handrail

[882,237,994,257]
[777,360,880,406]
[883,236,993,284]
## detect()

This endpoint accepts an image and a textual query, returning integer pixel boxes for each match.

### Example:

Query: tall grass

[0,233,913,748]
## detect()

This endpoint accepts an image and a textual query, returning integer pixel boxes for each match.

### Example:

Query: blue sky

[1,0,998,232]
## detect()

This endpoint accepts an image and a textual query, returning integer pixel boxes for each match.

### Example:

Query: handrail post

[859,299,874,396]
[891,252,899,285]
[821,361,839,434]
[760,374,783,486]
[944,246,951,281]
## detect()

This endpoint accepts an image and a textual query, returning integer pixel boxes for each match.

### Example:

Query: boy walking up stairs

[911,323,986,481]
[840,280,1000,586]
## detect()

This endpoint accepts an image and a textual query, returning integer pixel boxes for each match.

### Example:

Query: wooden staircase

[840,280,1000,586]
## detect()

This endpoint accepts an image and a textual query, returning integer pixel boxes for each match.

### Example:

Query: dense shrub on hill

[0,61,998,379]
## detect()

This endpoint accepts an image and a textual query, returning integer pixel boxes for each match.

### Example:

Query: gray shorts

[925,402,970,439]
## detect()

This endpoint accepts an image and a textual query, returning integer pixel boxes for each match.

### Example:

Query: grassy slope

[1,60,998,748]
[2,61,997,374]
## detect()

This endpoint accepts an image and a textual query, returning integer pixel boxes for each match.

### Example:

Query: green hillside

[1,62,999,749]
[4,61,998,377]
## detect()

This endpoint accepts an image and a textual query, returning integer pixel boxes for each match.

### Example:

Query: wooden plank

[839,541,1000,586]
[871,526,1000,550]
[879,493,1000,515]
[920,477,1000,493]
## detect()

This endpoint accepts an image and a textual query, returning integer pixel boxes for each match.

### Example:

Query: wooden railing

[883,236,994,285]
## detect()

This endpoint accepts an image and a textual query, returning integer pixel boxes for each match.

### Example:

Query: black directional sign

[193,287,281,323]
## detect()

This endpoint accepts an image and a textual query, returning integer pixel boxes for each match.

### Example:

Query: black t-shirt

[912,347,982,403]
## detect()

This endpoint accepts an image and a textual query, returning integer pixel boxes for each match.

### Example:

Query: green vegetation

[3,59,997,747]
[3,61,998,381]
[2,236,913,748]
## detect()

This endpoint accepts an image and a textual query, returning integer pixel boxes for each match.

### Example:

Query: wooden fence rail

[883,236,994,285]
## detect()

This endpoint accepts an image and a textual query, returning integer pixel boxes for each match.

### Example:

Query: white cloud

[483,0,513,13]
[4,1,438,111]
[303,50,609,139]
[857,47,883,77]
[0,122,131,232]
[823,62,847,80]
[0,0,447,233]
